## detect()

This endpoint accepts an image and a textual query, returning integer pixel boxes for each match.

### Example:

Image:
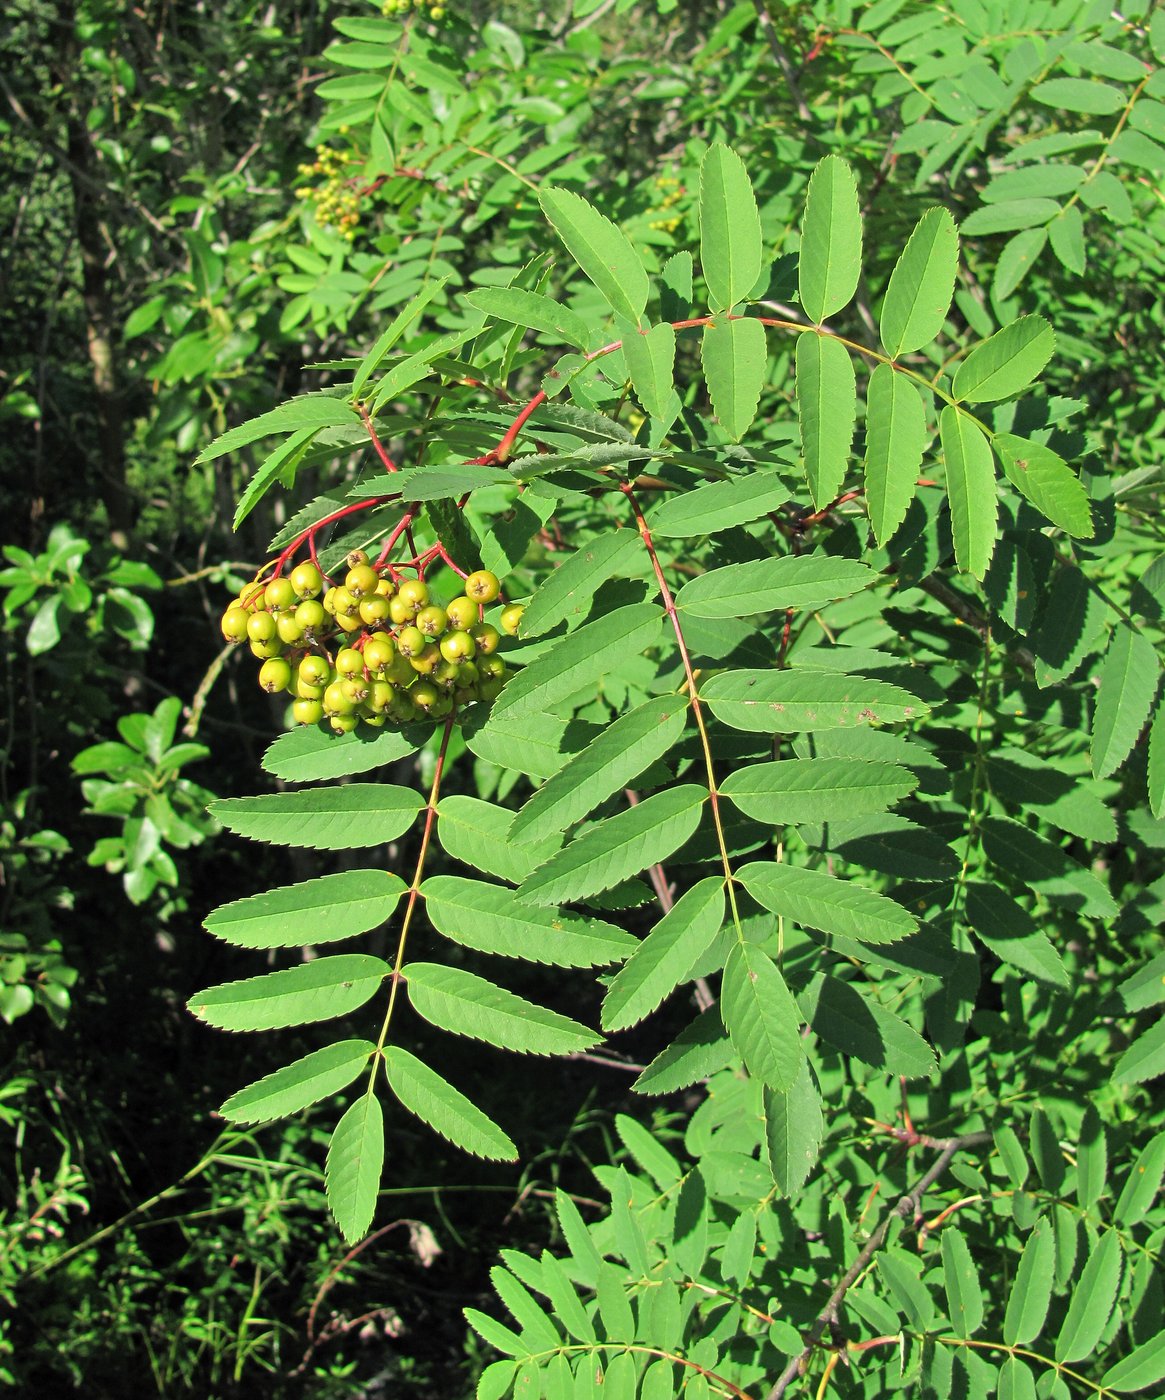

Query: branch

[751,1,813,125]
[764,1130,993,1400]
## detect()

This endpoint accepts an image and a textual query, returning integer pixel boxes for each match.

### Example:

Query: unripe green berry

[397,578,429,614]
[375,577,396,598]
[293,698,325,725]
[335,647,364,677]
[341,675,369,704]
[331,587,359,617]
[445,596,477,631]
[416,605,448,638]
[397,626,426,658]
[363,637,395,672]
[480,656,506,682]
[465,570,501,604]
[440,630,476,663]
[259,658,293,693]
[330,713,359,733]
[221,606,251,642]
[264,577,297,612]
[322,587,339,615]
[359,595,391,626]
[434,659,461,690]
[295,600,327,637]
[388,595,413,625]
[410,642,442,675]
[299,654,331,687]
[500,603,525,636]
[361,710,386,728]
[323,681,356,716]
[277,614,305,645]
[249,638,284,660]
[411,681,439,711]
[334,611,362,633]
[345,563,378,598]
[247,612,278,644]
[368,680,394,712]
[346,548,371,568]
[290,561,324,598]
[469,622,500,656]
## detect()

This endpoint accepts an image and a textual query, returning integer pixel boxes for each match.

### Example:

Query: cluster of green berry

[220,552,523,733]
[295,145,361,238]
[381,0,446,20]
[649,173,685,234]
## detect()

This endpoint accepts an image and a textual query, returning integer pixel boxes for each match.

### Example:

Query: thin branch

[752,0,813,125]
[764,1130,993,1400]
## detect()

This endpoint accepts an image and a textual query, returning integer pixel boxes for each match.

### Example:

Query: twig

[764,1130,992,1400]
[752,0,813,124]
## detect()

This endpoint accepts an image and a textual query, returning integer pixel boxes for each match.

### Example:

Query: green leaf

[802,974,937,1077]
[1102,1331,1165,1392]
[477,1361,519,1399]
[960,199,1061,235]
[384,1046,517,1160]
[491,1267,561,1352]
[941,405,997,578]
[720,758,916,825]
[701,316,768,441]
[1092,624,1160,778]
[463,286,591,350]
[964,883,1069,989]
[878,1250,934,1330]
[864,364,928,545]
[539,1252,596,1342]
[622,321,677,420]
[798,155,862,323]
[402,463,513,502]
[1029,1105,1065,1193]
[993,434,1093,537]
[796,333,856,509]
[648,471,790,537]
[196,394,356,464]
[998,1358,1037,1400]
[1032,77,1125,114]
[677,553,874,619]
[1003,1217,1054,1346]
[942,1227,984,1336]
[602,877,725,1031]
[233,427,318,530]
[209,785,424,849]
[1114,1130,1165,1226]
[517,785,706,906]
[721,942,802,1090]
[1149,697,1165,818]
[188,956,388,1031]
[702,669,927,732]
[219,1040,374,1124]
[509,695,688,841]
[700,142,764,312]
[993,228,1047,301]
[261,723,425,782]
[204,870,406,949]
[422,875,635,966]
[1055,1230,1122,1362]
[555,1187,603,1285]
[1114,1017,1165,1087]
[369,328,479,412]
[326,1094,384,1244]
[404,962,599,1055]
[762,1059,823,1196]
[492,604,663,717]
[464,1308,527,1359]
[633,1006,736,1094]
[1077,1104,1107,1209]
[437,795,561,885]
[880,206,959,356]
[615,1113,683,1189]
[353,276,450,397]
[539,186,649,325]
[1031,566,1108,688]
[519,530,643,638]
[952,317,1054,404]
[1048,205,1086,274]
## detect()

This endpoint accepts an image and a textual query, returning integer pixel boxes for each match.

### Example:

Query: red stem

[359,403,398,474]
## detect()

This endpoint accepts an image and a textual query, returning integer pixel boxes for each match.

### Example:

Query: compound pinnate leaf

[326,1093,384,1244]
[405,962,599,1055]
[464,286,591,350]
[421,875,635,967]
[993,434,1093,538]
[1003,1217,1054,1345]
[880,206,959,356]
[940,405,997,579]
[209,785,424,849]
[721,942,802,1090]
[539,186,649,325]
[188,956,389,1031]
[196,393,356,464]
[798,155,862,323]
[602,877,725,1031]
[492,603,663,716]
[384,1046,517,1160]
[648,471,790,537]
[1055,1230,1122,1362]
[720,758,916,825]
[204,870,405,948]
[864,364,928,544]
[676,554,875,619]
[699,142,764,311]
[1092,623,1160,779]
[516,784,706,907]
[796,332,856,509]
[763,1059,823,1197]
[952,315,1054,403]
[509,695,688,841]
[220,1039,374,1124]
[702,669,927,732]
[701,315,768,441]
